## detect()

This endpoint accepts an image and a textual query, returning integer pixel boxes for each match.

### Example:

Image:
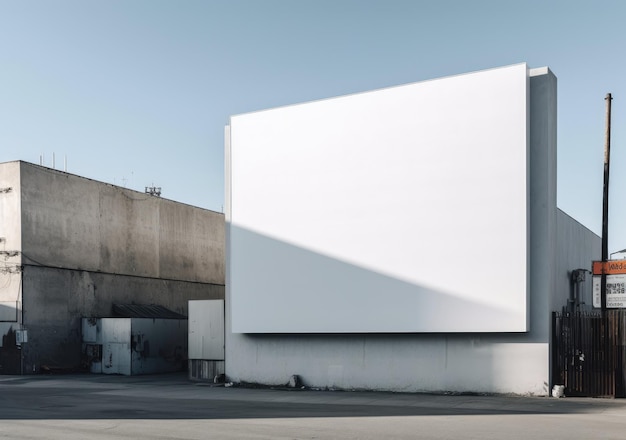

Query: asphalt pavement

[1,373,626,439]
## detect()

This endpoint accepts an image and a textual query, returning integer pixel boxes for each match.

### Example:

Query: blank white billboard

[227,63,529,333]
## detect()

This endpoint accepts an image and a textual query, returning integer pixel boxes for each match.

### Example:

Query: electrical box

[16,329,28,344]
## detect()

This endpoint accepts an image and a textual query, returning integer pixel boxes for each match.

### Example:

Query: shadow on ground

[1,373,624,421]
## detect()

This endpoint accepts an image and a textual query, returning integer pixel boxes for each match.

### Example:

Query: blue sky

[2,0,626,252]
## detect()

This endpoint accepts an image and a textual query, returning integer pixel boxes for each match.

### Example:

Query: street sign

[593,274,626,308]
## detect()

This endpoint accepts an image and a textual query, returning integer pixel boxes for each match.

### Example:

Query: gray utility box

[82,317,187,375]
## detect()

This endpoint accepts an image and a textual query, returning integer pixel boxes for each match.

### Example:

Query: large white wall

[225,66,567,394]
[229,64,529,334]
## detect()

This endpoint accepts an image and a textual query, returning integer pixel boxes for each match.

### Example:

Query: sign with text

[593,274,626,308]
[592,260,626,275]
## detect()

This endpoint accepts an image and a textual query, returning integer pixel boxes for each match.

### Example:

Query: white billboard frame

[227,63,530,333]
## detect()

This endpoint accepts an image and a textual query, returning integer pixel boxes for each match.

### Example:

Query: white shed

[188,299,224,381]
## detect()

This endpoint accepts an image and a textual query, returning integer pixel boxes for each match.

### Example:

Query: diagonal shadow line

[230,225,526,333]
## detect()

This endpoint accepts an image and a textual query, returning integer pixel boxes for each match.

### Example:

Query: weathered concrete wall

[19,162,224,285]
[225,68,561,395]
[0,162,23,365]
[3,161,225,373]
[21,265,223,372]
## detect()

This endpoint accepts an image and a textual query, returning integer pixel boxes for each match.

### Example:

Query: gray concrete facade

[0,161,225,374]
[225,68,601,394]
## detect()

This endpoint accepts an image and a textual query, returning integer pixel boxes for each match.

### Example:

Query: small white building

[224,63,599,395]
[188,299,224,380]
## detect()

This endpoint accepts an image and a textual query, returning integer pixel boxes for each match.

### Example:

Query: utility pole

[601,93,612,312]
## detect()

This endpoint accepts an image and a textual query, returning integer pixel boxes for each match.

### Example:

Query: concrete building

[0,161,225,374]
[225,64,600,395]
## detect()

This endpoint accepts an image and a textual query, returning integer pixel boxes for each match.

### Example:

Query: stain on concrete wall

[21,265,223,372]
[19,162,225,285]
[0,327,20,374]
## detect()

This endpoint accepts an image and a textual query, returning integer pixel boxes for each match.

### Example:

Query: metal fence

[552,310,626,397]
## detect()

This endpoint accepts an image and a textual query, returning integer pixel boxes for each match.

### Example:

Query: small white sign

[593,275,626,308]
[15,329,28,344]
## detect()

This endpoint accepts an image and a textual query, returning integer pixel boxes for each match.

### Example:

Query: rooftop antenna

[145,185,161,197]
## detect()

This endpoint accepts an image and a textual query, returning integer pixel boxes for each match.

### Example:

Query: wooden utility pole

[601,93,612,311]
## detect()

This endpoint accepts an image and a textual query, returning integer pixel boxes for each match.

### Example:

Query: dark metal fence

[552,311,626,397]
